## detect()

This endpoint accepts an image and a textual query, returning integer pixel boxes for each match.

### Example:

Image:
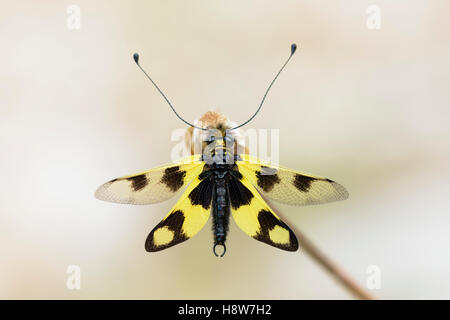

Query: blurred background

[1,0,450,299]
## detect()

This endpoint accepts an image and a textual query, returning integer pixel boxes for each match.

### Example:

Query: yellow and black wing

[145,174,213,252]
[228,171,298,251]
[95,155,204,205]
[237,154,348,206]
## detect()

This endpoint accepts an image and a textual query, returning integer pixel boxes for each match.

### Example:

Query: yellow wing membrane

[145,174,213,252]
[95,155,204,205]
[228,172,298,251]
[237,154,348,206]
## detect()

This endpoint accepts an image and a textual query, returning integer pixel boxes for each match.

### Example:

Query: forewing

[237,154,348,206]
[95,155,205,205]
[228,172,298,251]
[145,174,213,252]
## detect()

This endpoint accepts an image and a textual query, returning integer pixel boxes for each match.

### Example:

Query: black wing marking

[95,155,204,205]
[228,172,298,251]
[237,154,348,206]
[145,174,214,252]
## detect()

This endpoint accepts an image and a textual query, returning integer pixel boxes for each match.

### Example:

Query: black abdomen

[212,171,230,257]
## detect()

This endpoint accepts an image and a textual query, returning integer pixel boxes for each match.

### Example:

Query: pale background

[1,0,449,299]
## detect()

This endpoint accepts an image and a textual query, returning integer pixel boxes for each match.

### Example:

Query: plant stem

[268,201,376,300]
[289,223,375,300]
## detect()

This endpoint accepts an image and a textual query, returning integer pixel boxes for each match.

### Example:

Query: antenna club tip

[133,53,139,64]
[291,43,297,55]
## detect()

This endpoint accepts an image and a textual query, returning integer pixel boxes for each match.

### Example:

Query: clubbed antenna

[133,53,206,130]
[230,43,298,130]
